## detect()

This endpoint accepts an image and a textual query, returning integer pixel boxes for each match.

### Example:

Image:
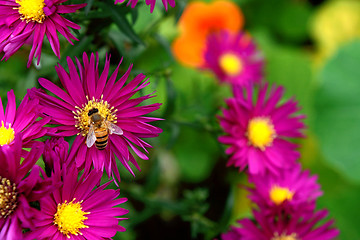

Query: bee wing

[86,125,97,148]
[106,121,123,135]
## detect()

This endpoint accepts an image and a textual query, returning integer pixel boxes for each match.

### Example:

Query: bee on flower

[29,52,162,183]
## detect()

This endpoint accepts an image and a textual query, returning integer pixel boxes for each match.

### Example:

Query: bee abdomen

[95,129,109,150]
[95,139,108,150]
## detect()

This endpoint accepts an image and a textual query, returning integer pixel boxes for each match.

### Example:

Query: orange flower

[172,0,244,67]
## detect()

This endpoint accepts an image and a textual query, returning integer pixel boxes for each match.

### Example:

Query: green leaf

[100,2,144,45]
[84,0,95,15]
[243,0,312,43]
[175,0,186,22]
[0,55,27,98]
[130,7,139,25]
[173,126,219,183]
[60,35,94,65]
[274,1,312,42]
[314,40,360,183]
[153,33,175,62]
[310,155,360,240]
[162,73,177,118]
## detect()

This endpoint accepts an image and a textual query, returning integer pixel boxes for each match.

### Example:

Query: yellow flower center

[269,185,294,205]
[15,0,46,23]
[0,176,18,219]
[54,199,90,237]
[272,232,299,240]
[219,53,243,76]
[73,96,117,137]
[247,117,276,150]
[0,122,15,146]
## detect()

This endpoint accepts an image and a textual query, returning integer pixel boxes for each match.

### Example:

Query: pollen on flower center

[73,96,117,137]
[15,0,46,23]
[271,232,299,240]
[0,176,18,219]
[0,122,15,146]
[269,185,294,205]
[219,53,243,76]
[54,199,90,237]
[247,117,276,150]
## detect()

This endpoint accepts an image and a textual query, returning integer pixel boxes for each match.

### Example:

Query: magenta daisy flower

[203,31,264,86]
[0,0,86,67]
[0,135,53,240]
[218,84,305,175]
[247,164,322,218]
[0,90,51,152]
[29,52,162,182]
[115,0,175,13]
[222,209,339,240]
[28,165,128,240]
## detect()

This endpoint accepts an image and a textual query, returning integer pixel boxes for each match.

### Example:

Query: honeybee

[86,108,123,150]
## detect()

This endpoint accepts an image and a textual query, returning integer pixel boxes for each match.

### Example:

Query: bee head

[88,108,99,116]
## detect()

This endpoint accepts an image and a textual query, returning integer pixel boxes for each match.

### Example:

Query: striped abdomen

[95,127,109,150]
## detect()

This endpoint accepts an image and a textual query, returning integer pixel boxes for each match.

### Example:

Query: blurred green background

[1,0,360,239]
